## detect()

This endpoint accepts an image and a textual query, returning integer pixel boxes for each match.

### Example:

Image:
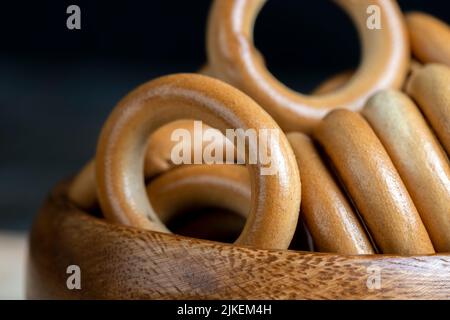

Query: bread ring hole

[166,207,245,243]
[167,207,315,249]
[145,163,254,243]
[254,0,359,92]
[72,180,247,243]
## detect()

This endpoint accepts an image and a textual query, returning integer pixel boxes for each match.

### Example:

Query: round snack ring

[406,64,450,157]
[147,164,250,224]
[69,120,238,209]
[406,12,450,67]
[148,160,372,254]
[297,75,450,254]
[144,119,238,177]
[71,162,251,224]
[363,89,450,252]
[311,60,422,95]
[95,73,301,250]
[312,70,354,95]
[287,132,374,255]
[207,0,409,133]
[314,109,435,255]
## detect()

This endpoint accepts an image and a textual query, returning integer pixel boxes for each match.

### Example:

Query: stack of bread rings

[28,0,450,299]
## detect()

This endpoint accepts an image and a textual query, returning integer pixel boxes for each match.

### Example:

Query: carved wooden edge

[26,180,450,299]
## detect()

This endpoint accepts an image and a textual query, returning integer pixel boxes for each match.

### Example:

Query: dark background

[1,1,449,230]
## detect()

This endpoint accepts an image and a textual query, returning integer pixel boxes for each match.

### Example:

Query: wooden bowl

[26,180,450,299]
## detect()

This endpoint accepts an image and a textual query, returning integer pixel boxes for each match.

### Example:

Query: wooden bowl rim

[26,180,450,299]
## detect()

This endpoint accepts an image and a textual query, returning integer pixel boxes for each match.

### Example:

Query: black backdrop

[0,1,449,229]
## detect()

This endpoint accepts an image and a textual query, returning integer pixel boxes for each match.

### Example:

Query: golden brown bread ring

[69,120,236,210]
[95,73,301,249]
[311,70,354,95]
[406,64,450,157]
[313,60,422,96]
[147,164,318,250]
[147,164,249,242]
[406,12,450,66]
[363,90,450,252]
[287,132,374,254]
[314,109,434,254]
[144,119,237,177]
[207,0,409,133]
[71,163,250,240]
[147,164,250,224]
[68,160,97,210]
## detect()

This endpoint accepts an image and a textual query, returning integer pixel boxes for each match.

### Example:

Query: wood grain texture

[207,0,409,133]
[27,181,450,300]
[406,12,450,66]
[287,132,374,255]
[406,64,450,157]
[314,110,434,255]
[363,90,450,252]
